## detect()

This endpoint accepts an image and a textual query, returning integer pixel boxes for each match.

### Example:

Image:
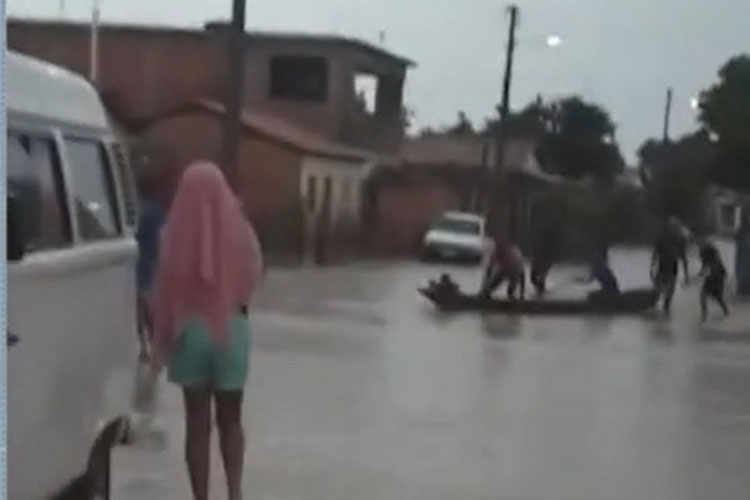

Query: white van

[7,51,139,499]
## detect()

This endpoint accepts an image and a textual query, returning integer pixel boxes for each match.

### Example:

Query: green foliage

[638,131,714,231]
[445,111,475,136]
[538,97,624,180]
[483,96,625,180]
[698,54,750,189]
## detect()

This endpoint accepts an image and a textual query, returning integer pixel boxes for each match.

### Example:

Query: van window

[7,130,71,252]
[64,138,120,240]
[111,141,138,228]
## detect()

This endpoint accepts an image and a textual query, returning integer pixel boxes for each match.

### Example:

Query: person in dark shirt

[585,241,620,302]
[651,220,682,315]
[698,242,729,322]
[668,217,692,283]
[530,225,562,296]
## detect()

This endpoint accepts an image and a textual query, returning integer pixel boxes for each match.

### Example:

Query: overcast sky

[8,0,750,162]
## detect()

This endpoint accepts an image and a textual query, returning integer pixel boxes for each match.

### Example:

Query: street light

[690,96,700,111]
[510,34,564,50]
[545,35,563,48]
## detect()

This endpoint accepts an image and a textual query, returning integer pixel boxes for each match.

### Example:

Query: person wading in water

[651,218,683,316]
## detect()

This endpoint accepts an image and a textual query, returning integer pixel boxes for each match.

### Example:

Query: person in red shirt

[479,238,526,300]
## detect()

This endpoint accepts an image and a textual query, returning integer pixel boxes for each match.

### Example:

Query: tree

[481,101,547,139]
[698,54,750,189]
[445,111,475,136]
[480,96,624,179]
[638,131,715,230]
[537,96,624,180]
[400,106,415,133]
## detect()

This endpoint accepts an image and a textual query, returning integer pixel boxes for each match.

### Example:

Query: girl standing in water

[152,162,263,500]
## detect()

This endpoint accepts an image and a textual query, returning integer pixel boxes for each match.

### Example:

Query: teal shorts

[168,314,250,391]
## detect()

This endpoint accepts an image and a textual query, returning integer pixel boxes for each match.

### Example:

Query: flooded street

[114,248,750,500]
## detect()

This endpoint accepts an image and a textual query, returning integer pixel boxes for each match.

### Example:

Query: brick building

[8,18,414,154]
[365,133,565,257]
[9,18,413,261]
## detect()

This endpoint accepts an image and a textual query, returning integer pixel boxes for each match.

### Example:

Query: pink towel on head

[152,161,263,361]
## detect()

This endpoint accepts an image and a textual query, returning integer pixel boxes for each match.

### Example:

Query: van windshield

[434,217,480,235]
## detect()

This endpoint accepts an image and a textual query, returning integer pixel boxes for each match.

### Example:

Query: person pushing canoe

[585,241,621,301]
[478,237,526,300]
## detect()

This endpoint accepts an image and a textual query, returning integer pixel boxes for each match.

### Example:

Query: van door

[7,128,136,499]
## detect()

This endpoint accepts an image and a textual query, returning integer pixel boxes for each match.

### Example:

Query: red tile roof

[401,135,494,169]
[401,134,564,184]
[149,99,398,164]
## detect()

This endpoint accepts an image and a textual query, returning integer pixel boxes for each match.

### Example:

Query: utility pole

[499,4,519,124]
[221,0,247,189]
[662,86,673,143]
[89,0,100,84]
[488,4,519,239]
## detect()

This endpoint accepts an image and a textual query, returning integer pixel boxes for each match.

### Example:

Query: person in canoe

[697,241,729,322]
[530,225,562,296]
[583,240,620,301]
[429,273,459,300]
[478,237,526,300]
[651,218,683,315]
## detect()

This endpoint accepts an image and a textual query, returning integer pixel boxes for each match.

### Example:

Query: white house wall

[300,156,373,225]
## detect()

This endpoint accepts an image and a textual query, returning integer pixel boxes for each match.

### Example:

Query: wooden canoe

[419,286,659,315]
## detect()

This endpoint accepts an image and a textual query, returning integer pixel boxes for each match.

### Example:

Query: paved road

[113,247,750,500]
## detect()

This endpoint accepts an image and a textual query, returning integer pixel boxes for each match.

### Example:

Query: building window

[65,138,120,241]
[354,73,378,115]
[270,56,328,102]
[112,141,138,227]
[7,130,71,252]
[306,176,318,210]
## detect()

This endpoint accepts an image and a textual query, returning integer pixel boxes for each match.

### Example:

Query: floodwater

[114,247,750,500]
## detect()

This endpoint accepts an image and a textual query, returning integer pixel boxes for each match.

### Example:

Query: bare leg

[183,388,212,500]
[136,294,150,360]
[700,291,708,323]
[518,271,526,300]
[215,391,245,500]
[680,250,690,284]
[716,291,729,316]
[481,269,506,299]
[663,276,677,315]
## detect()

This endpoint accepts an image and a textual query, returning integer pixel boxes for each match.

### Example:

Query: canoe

[419,285,659,315]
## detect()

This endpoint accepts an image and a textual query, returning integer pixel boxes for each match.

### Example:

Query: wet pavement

[113,247,750,500]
